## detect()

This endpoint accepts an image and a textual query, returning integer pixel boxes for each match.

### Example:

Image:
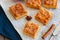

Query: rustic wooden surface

[0,35,9,40]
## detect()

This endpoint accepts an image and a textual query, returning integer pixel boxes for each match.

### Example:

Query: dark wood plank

[0,35,4,40]
[5,37,9,40]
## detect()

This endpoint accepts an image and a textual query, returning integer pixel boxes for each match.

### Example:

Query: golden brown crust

[23,21,39,38]
[9,3,27,20]
[44,0,58,8]
[35,7,52,25]
[26,0,42,9]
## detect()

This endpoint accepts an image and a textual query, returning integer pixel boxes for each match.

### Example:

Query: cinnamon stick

[42,24,55,39]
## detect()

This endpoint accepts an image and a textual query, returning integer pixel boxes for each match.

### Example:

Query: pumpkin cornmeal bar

[26,0,42,9]
[23,21,40,38]
[9,2,27,20]
[35,7,52,25]
[44,0,58,8]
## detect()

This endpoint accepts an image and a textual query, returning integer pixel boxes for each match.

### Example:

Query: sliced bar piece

[23,21,40,38]
[26,0,42,9]
[9,2,27,20]
[35,7,52,25]
[44,0,58,8]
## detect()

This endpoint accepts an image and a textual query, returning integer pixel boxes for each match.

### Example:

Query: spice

[26,16,32,21]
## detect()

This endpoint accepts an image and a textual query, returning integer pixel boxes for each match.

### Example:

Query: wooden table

[0,35,9,40]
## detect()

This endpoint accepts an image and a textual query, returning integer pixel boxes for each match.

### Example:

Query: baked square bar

[26,0,42,9]
[35,7,52,25]
[44,0,58,8]
[23,21,39,38]
[9,3,27,20]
